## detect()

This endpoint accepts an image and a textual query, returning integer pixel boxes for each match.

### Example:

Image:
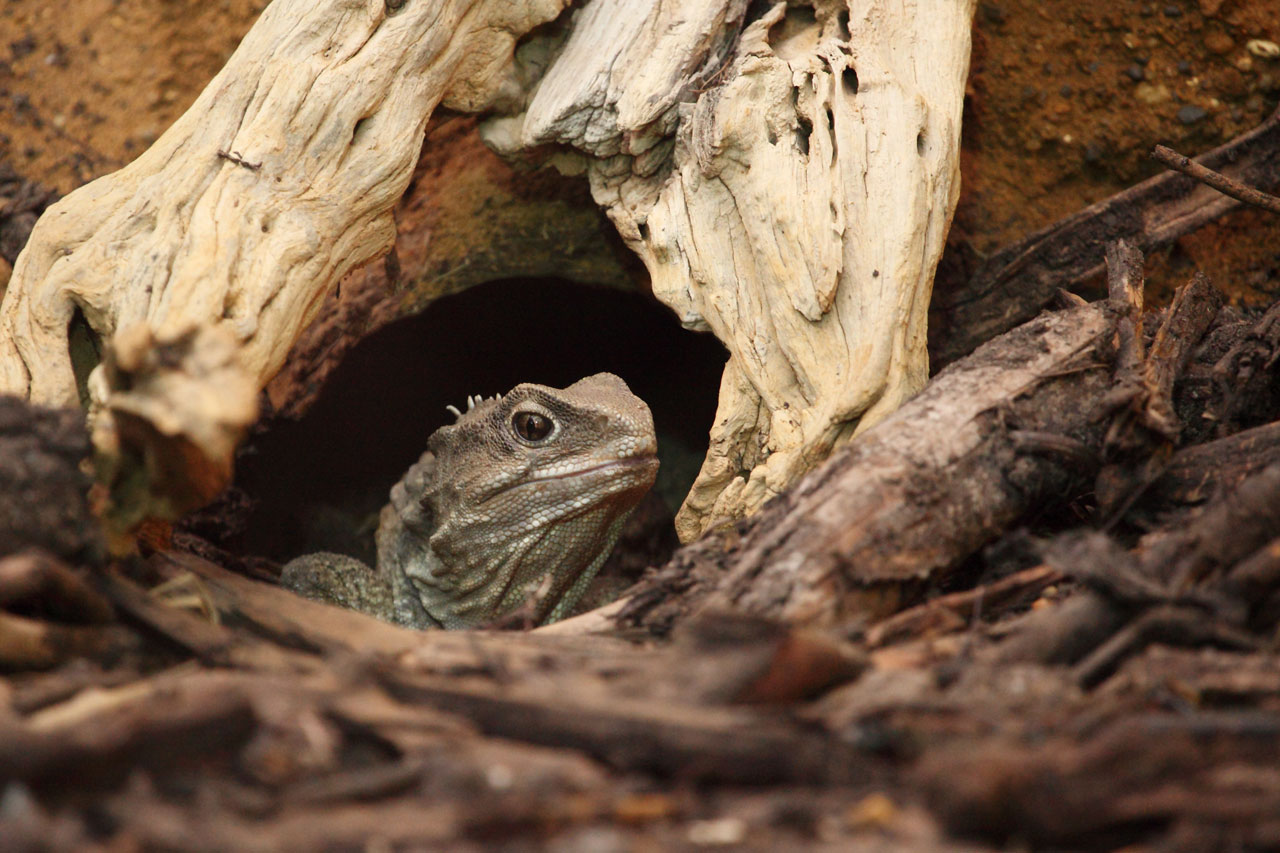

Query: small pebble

[1177,60,1193,74]
[846,794,899,831]
[1177,104,1208,124]
[1204,32,1234,55]
[1246,39,1280,60]
[1125,64,1146,81]
[1060,84,1073,96]
[485,765,514,790]
[1135,83,1171,104]
[1084,142,1104,163]
[1086,61,1101,74]
[1163,4,1183,17]
[1135,55,1150,66]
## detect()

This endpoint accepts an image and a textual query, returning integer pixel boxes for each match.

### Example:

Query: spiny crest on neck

[443,392,503,423]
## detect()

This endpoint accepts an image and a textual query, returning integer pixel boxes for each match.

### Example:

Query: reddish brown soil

[961,0,1280,304]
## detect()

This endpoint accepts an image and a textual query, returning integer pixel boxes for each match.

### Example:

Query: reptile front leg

[279,551,397,623]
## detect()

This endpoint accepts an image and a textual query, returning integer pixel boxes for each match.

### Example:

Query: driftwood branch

[0,0,571,534]
[1,0,977,544]
[495,0,976,539]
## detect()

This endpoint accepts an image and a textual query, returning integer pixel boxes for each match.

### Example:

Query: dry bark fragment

[0,670,256,788]
[918,711,1280,848]
[0,397,100,562]
[1133,420,1280,518]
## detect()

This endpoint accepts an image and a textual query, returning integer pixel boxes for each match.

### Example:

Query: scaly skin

[282,373,659,629]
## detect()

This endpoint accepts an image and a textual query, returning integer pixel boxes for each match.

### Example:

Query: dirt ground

[2,0,1278,306]
[958,0,1280,304]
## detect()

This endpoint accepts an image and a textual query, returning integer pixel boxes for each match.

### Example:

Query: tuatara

[280,373,659,629]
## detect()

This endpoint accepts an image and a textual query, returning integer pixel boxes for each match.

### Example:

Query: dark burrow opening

[209,277,727,600]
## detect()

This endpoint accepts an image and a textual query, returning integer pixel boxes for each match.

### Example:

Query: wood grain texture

[492,0,977,540]
[0,0,569,521]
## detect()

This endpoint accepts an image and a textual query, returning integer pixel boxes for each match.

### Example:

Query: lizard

[280,373,659,629]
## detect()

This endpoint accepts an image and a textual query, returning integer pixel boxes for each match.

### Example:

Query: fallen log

[621,240,1280,632]
[629,295,1119,628]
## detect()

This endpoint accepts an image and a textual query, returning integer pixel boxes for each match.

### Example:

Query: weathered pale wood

[494,0,976,539]
[1,0,973,544]
[0,0,568,517]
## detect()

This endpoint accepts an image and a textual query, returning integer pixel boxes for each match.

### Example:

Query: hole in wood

[67,304,101,408]
[835,9,851,42]
[842,66,858,97]
[795,115,812,156]
[351,115,374,148]
[220,278,727,576]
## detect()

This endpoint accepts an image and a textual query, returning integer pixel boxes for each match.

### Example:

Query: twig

[1072,605,1259,688]
[1009,430,1102,472]
[1151,144,1280,215]
[865,565,1064,648]
[931,113,1280,366]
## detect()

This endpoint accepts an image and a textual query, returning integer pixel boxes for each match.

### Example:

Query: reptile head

[418,373,658,625]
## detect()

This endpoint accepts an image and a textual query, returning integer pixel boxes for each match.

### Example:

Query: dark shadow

[229,278,727,563]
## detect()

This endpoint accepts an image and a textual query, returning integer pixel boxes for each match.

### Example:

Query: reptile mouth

[480,454,659,504]
[523,455,660,490]
[532,454,658,483]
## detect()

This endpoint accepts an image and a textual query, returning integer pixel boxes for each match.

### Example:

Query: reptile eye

[512,410,553,443]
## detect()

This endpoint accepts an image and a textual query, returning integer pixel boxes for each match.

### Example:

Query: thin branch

[1151,144,1280,215]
